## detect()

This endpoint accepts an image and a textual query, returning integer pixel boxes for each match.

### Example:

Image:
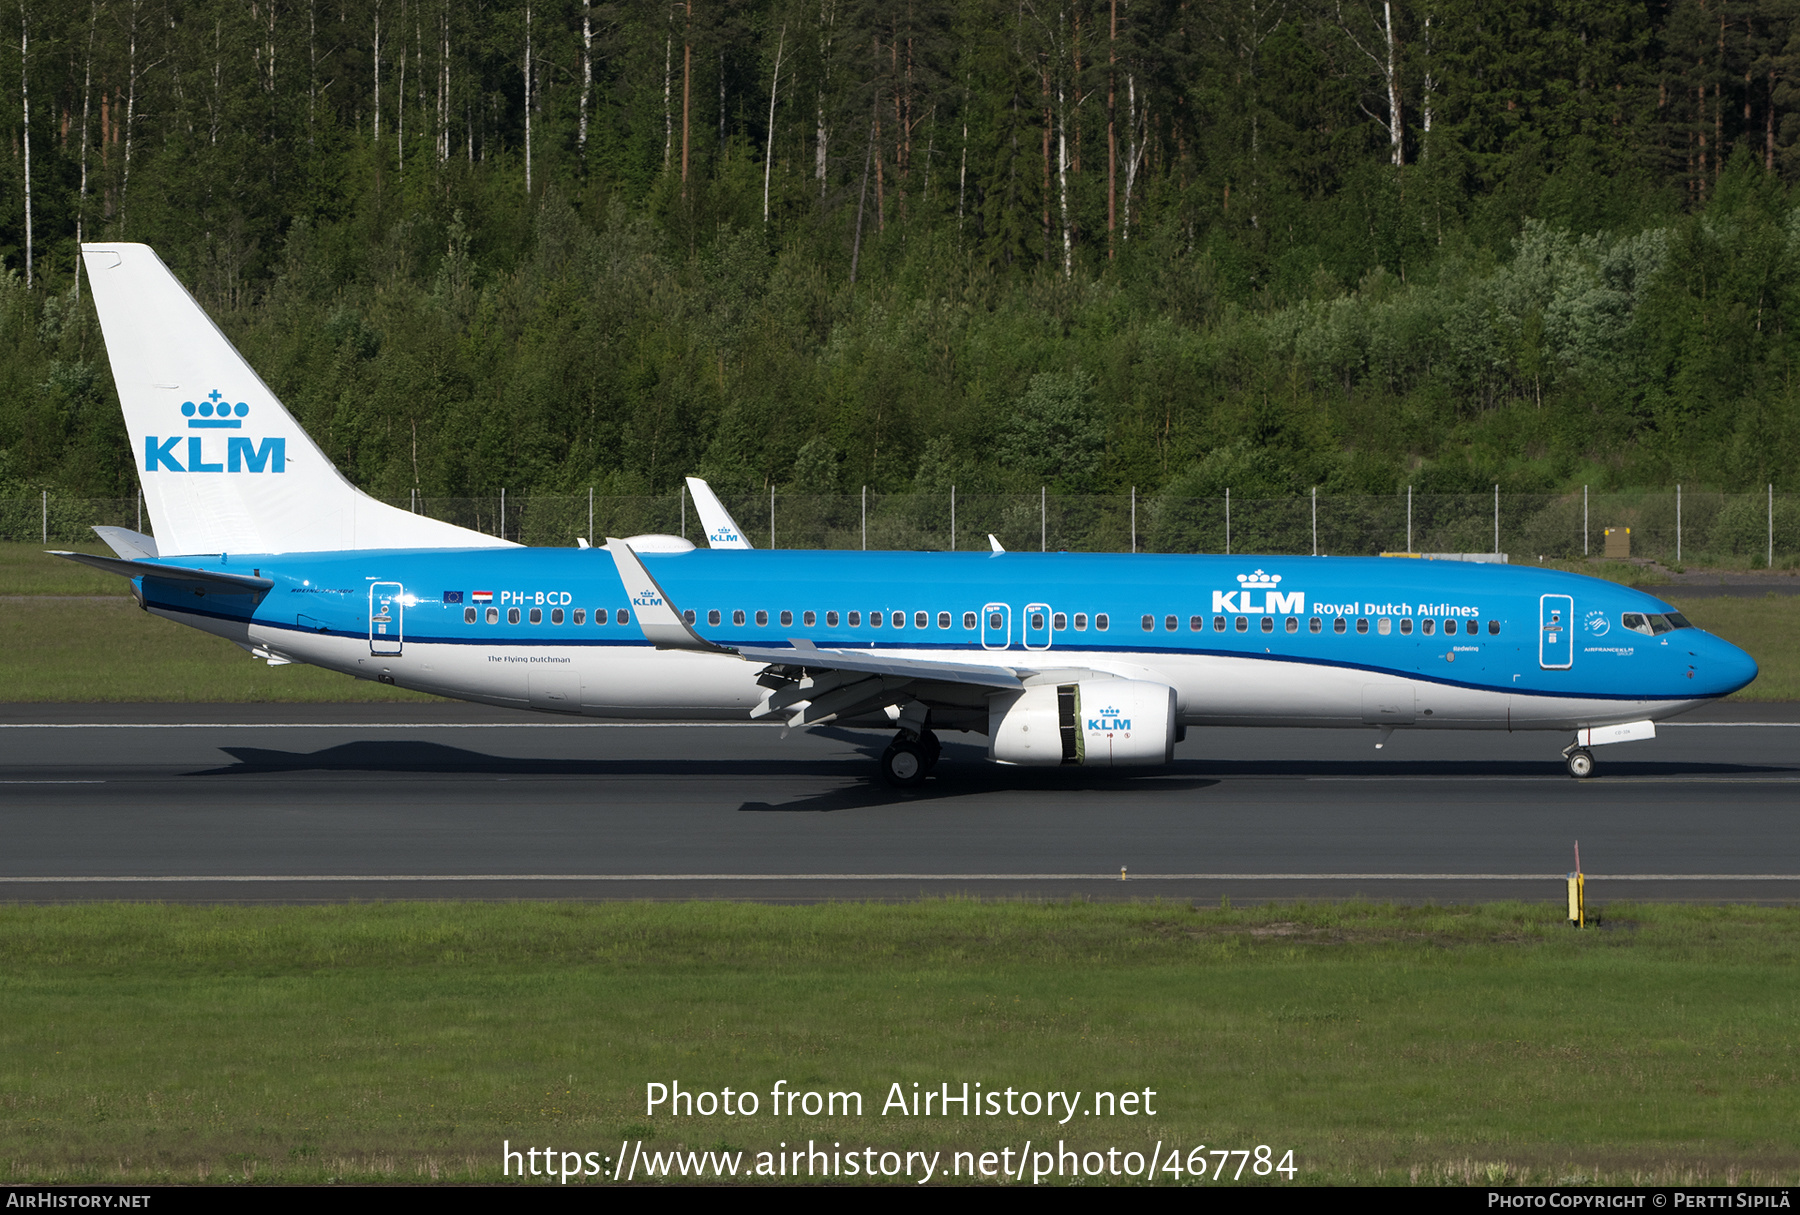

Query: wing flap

[736,639,1024,689]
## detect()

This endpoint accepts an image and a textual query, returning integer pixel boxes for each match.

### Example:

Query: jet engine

[988,680,1177,767]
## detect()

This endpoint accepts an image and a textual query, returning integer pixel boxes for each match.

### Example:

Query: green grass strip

[0,900,1796,1185]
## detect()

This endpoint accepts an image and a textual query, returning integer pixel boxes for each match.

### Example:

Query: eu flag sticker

[443,591,464,603]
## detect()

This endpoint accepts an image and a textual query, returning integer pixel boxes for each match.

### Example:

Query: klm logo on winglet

[1212,569,1304,614]
[144,390,285,473]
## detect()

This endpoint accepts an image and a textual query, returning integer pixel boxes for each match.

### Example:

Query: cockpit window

[1623,611,1679,636]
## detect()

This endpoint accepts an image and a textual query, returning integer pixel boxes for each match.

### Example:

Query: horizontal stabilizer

[49,550,273,593]
[92,525,159,560]
[737,639,1024,689]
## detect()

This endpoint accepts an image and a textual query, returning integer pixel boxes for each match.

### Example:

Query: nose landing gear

[880,728,941,788]
[1563,745,1596,779]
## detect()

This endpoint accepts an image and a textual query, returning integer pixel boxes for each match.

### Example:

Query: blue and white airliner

[56,244,1758,786]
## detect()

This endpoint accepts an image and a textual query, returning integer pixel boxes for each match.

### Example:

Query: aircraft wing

[50,551,274,593]
[735,639,1024,689]
[685,477,754,549]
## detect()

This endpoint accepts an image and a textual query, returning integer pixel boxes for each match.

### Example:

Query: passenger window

[1285,617,1298,633]
[1377,617,1391,635]
[871,611,884,628]
[551,608,564,625]
[574,609,586,625]
[1096,614,1109,631]
[964,611,977,629]
[1309,617,1321,634]
[1053,612,1066,630]
[1442,619,1454,635]
[683,609,694,624]
[989,611,1003,630]
[1465,619,1479,635]
[1488,619,1500,635]
[938,611,952,629]
[733,610,746,626]
[1213,616,1226,632]
[1399,617,1412,635]
[615,609,628,625]
[707,609,721,626]
[755,610,769,627]
[1073,613,1087,631]
[1333,617,1347,634]
[1260,616,1274,633]
[508,607,521,624]
[1421,618,1435,635]
[529,608,543,625]
[780,610,793,627]
[487,606,499,624]
[1142,615,1155,631]
[849,611,861,626]
[915,611,928,629]
[827,611,840,627]
[804,611,817,627]
[892,611,905,628]
[1190,616,1204,631]
[1355,618,1368,634]
[1032,612,1046,629]
[1161,615,1175,631]
[464,606,477,624]
[1235,617,1248,633]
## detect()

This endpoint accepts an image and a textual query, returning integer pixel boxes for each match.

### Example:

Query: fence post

[42,489,47,544]
[137,490,142,534]
[1041,486,1046,552]
[1407,484,1412,553]
[1131,487,1136,554]
[861,486,866,551]
[588,487,593,545]
[681,482,687,540]
[770,486,775,550]
[1493,484,1499,555]
[1771,484,1776,570]
[1583,485,1588,557]
[1312,487,1318,556]
[1225,488,1231,556]
[950,485,956,552]
[1676,484,1681,565]
[500,488,506,541]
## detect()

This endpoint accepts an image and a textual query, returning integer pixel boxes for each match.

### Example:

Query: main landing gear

[880,729,942,789]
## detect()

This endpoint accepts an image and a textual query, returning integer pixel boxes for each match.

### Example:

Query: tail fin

[81,243,514,556]
[685,477,753,549]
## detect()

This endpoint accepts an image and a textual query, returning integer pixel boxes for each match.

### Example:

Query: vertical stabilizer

[82,243,515,555]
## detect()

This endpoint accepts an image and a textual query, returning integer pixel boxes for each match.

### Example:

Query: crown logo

[181,389,249,429]
[1236,569,1281,587]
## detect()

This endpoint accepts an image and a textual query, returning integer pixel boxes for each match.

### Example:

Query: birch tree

[1334,0,1404,167]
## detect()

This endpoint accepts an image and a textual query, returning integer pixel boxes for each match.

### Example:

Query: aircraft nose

[1696,631,1758,697]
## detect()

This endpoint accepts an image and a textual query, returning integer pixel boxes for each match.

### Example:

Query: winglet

[603,537,730,652]
[685,477,754,549]
[988,534,1006,553]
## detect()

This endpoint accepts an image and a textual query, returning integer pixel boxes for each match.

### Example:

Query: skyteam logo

[1212,569,1305,614]
[144,390,285,474]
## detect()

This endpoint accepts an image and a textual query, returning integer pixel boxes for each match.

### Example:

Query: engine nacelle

[989,680,1177,767]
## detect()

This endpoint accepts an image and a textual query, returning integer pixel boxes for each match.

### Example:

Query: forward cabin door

[981,603,1012,650]
[370,582,405,655]
[1539,594,1573,670]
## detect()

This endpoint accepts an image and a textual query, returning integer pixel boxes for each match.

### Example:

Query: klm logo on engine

[1088,706,1131,732]
[143,390,286,474]
[1212,569,1304,614]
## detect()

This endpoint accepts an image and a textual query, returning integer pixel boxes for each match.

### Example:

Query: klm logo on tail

[144,390,286,474]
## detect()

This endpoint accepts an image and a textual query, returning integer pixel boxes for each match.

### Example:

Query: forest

[0,0,1798,507]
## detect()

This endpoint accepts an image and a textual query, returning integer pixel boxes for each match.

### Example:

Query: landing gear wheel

[1566,748,1595,779]
[881,739,929,788]
[919,729,942,772]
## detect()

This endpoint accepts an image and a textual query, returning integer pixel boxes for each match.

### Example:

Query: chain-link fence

[5,488,1796,567]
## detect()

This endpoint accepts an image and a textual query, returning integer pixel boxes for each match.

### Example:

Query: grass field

[0,543,1793,701]
[0,900,1795,1186]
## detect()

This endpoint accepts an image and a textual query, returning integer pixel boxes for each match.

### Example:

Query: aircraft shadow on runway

[190,741,874,778]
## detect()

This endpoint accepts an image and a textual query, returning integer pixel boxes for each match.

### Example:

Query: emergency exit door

[370,582,405,655]
[1539,594,1573,670]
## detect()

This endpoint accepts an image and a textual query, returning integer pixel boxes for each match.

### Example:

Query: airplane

[55,243,1758,787]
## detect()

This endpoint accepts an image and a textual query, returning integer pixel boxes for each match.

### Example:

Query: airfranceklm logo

[143,390,286,474]
[1212,569,1304,615]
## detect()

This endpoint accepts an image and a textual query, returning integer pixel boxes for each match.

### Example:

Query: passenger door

[981,602,1012,651]
[370,582,404,656]
[1539,594,1573,670]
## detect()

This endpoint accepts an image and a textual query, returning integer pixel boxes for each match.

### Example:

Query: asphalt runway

[2,701,1798,904]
